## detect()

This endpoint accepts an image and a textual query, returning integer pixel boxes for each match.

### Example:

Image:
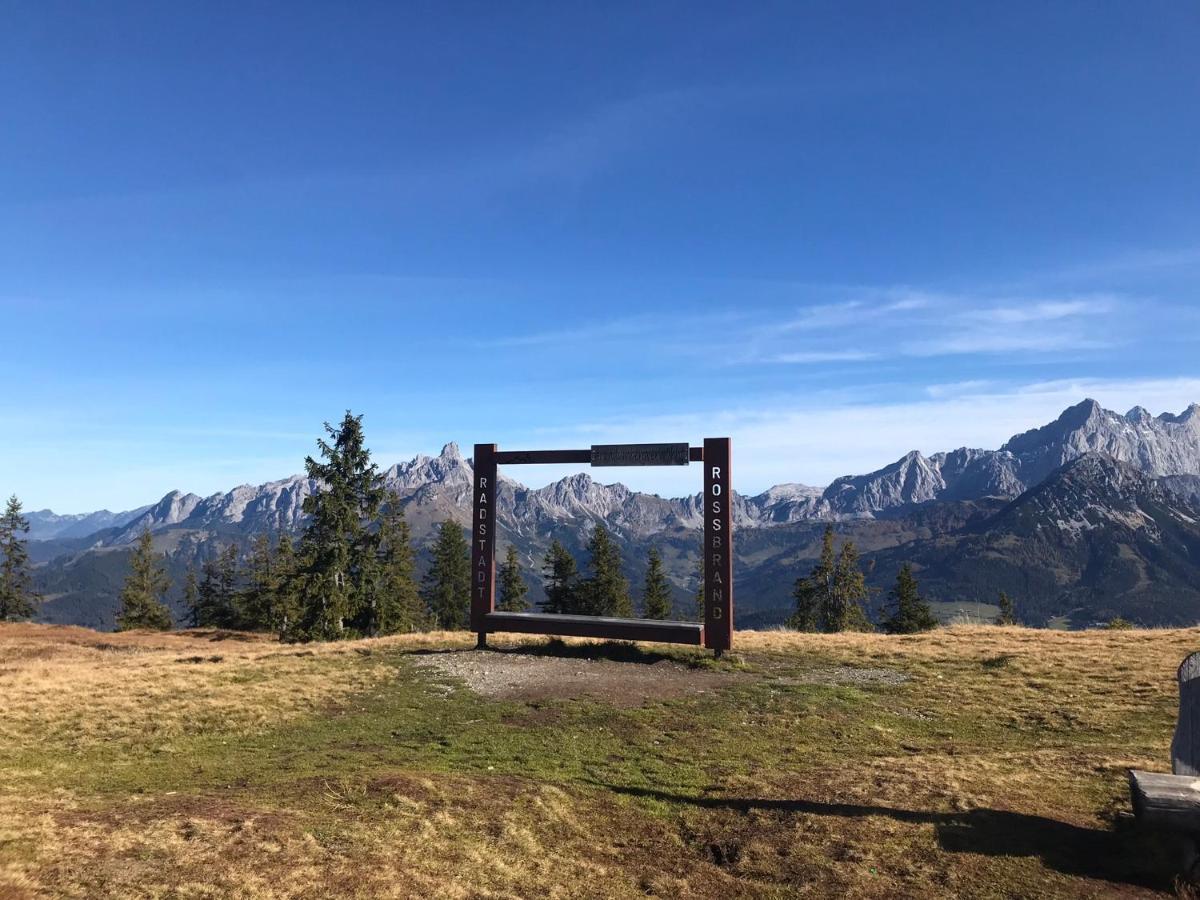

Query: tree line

[786,524,1018,634]
[108,412,684,638]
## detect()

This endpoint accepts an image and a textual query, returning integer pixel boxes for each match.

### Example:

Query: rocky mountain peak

[439,442,463,460]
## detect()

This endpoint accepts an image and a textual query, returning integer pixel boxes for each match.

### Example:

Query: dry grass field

[0,622,1195,898]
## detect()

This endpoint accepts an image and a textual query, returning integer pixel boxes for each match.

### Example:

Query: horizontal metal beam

[495,449,592,465]
[493,447,705,465]
[482,611,704,645]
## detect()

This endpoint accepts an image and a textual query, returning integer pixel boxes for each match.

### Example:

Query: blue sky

[3,2,1199,512]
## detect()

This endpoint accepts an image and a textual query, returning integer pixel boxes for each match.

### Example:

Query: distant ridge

[26,399,1200,631]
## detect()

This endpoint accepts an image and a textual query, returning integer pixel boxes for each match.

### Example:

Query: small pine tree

[116,529,173,631]
[829,540,873,632]
[239,533,276,631]
[995,591,1016,626]
[273,533,301,639]
[541,540,579,614]
[882,564,937,634]
[0,494,38,620]
[789,527,873,632]
[182,566,201,628]
[497,544,530,612]
[372,494,424,634]
[787,525,835,628]
[422,520,471,629]
[642,547,671,619]
[579,524,631,617]
[789,526,835,632]
[694,556,704,622]
[197,543,241,628]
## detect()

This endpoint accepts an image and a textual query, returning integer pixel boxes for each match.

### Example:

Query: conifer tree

[579,524,631,617]
[694,556,704,622]
[995,590,1016,626]
[789,526,873,632]
[882,563,937,634]
[273,533,301,639]
[422,520,470,629]
[0,494,38,620]
[642,547,671,619]
[239,534,277,631]
[541,539,579,614]
[789,525,835,632]
[296,411,385,640]
[116,529,173,631]
[828,539,873,632]
[182,565,200,628]
[371,494,424,634]
[497,544,530,612]
[197,543,241,628]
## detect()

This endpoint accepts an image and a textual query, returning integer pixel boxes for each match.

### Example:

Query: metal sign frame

[470,438,733,655]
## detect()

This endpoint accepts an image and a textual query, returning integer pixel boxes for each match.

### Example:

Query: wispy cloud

[476,287,1124,368]
[961,297,1114,325]
[903,293,1119,356]
[766,350,878,364]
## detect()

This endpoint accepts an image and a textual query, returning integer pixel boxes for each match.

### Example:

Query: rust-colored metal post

[703,437,733,656]
[470,443,497,647]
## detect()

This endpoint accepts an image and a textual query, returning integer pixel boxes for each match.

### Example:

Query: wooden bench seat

[1130,771,1200,833]
[482,611,705,646]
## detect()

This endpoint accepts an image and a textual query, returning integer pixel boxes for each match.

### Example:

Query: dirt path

[411,648,741,706]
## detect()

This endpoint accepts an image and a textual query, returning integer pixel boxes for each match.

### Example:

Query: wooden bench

[1129,771,1200,833]
[481,611,704,646]
[1130,652,1200,840]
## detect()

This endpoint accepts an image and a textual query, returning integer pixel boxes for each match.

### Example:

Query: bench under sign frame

[470,440,733,656]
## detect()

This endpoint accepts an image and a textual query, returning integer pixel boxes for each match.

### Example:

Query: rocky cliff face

[25,506,149,541]
[90,442,826,547]
[1001,399,1200,487]
[814,399,1200,519]
[35,399,1200,546]
[864,452,1200,627]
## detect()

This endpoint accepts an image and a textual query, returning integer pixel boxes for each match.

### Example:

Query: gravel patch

[410,650,739,707]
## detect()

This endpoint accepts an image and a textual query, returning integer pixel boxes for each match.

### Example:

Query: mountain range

[23,398,1200,630]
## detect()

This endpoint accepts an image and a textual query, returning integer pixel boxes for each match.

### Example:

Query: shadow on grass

[605,784,1177,890]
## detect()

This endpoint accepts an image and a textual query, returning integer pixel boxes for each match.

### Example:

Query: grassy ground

[0,622,1193,899]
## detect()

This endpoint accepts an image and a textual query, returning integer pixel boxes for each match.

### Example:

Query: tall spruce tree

[828,540,873,632]
[642,547,671,619]
[0,495,37,620]
[197,543,241,628]
[182,566,201,628]
[882,563,937,634]
[579,524,631,617]
[694,556,704,621]
[296,411,385,640]
[789,525,835,632]
[995,591,1016,626]
[372,494,424,634]
[116,529,173,631]
[273,533,301,639]
[239,534,277,631]
[541,540,579,614]
[422,520,470,629]
[789,527,873,632]
[497,544,530,612]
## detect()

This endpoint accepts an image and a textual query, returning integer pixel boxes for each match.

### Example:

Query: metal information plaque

[590,442,690,467]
